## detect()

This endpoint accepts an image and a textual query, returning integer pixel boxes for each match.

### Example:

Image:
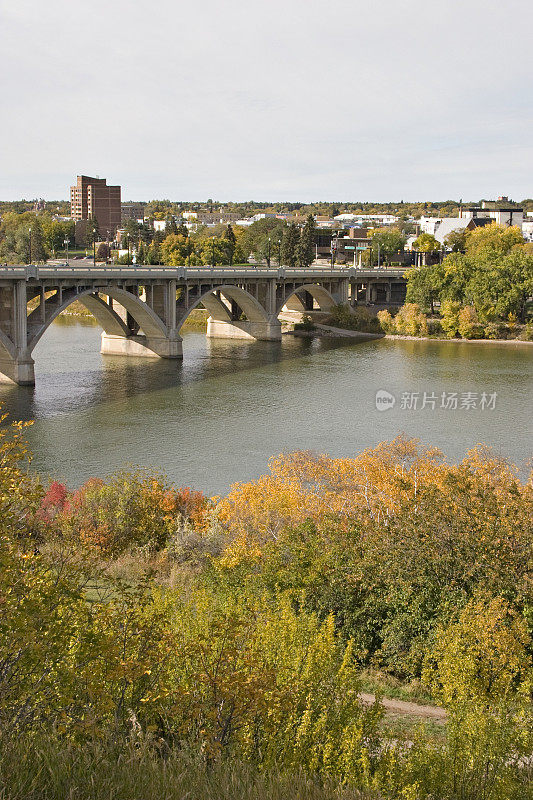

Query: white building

[419,216,443,236]
[522,221,533,242]
[333,213,399,227]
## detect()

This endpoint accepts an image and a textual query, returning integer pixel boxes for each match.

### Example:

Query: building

[459,197,524,228]
[121,202,145,223]
[183,210,243,226]
[332,228,371,265]
[70,175,121,239]
[433,217,477,246]
[333,213,399,227]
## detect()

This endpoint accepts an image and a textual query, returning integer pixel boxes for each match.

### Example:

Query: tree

[85,216,100,247]
[135,241,147,265]
[147,242,160,264]
[420,597,533,800]
[297,214,315,268]
[96,242,110,262]
[413,233,439,252]
[405,261,445,312]
[123,219,142,244]
[42,218,75,257]
[440,299,462,337]
[224,224,236,264]
[370,228,406,264]
[0,212,47,263]
[444,227,467,252]
[239,219,286,263]
[161,233,189,266]
[281,224,299,268]
[165,216,179,236]
[465,223,524,257]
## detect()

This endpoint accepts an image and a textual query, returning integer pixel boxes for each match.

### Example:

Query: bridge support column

[206,318,282,341]
[0,280,36,385]
[0,356,35,386]
[337,278,349,305]
[101,333,183,358]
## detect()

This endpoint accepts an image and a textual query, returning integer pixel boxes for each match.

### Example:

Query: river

[0,316,531,493]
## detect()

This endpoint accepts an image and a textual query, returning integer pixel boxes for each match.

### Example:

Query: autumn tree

[413,232,439,252]
[465,222,524,256]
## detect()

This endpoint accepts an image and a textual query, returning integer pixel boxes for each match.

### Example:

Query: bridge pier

[101,332,183,358]
[0,356,35,385]
[206,318,282,341]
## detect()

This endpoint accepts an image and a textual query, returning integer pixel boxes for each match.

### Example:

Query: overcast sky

[1,0,531,202]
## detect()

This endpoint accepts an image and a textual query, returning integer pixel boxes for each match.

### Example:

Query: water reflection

[0,317,354,422]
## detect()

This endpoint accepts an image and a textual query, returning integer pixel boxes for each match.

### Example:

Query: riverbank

[283,308,533,346]
[287,319,533,346]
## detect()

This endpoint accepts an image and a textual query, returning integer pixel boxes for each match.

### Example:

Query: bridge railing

[0,264,408,280]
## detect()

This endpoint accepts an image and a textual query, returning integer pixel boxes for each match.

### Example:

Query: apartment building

[70,175,121,238]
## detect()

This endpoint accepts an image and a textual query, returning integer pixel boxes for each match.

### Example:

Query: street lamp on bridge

[28,227,32,265]
[64,236,70,265]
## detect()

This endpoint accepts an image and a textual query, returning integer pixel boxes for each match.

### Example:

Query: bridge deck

[0,263,407,281]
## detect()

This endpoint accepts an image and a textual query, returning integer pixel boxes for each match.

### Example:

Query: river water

[1,317,531,493]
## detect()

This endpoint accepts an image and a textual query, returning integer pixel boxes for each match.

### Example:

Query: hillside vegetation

[0,413,532,799]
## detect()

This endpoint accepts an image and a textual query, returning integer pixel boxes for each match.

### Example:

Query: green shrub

[484,322,505,340]
[426,318,443,336]
[294,314,316,331]
[327,305,381,332]
[440,300,462,338]
[518,322,533,341]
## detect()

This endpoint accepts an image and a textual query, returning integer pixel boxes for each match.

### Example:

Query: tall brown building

[70,175,121,238]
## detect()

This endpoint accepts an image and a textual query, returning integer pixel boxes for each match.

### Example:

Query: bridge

[0,262,407,385]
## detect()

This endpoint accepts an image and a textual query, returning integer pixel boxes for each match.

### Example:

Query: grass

[359,669,434,706]
[179,308,209,332]
[381,715,447,745]
[0,736,378,800]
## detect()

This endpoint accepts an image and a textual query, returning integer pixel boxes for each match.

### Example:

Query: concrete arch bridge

[0,264,406,385]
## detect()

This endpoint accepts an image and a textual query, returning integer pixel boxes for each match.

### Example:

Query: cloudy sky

[1,0,531,202]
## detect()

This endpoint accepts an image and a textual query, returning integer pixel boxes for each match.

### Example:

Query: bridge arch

[0,328,16,361]
[177,283,270,328]
[26,286,168,353]
[278,283,337,315]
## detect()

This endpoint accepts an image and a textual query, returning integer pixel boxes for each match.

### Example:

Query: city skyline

[1,0,532,201]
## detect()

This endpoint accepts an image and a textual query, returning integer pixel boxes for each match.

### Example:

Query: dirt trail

[359,692,447,721]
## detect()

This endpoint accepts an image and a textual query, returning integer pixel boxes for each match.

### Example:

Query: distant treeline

[2,198,533,218]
